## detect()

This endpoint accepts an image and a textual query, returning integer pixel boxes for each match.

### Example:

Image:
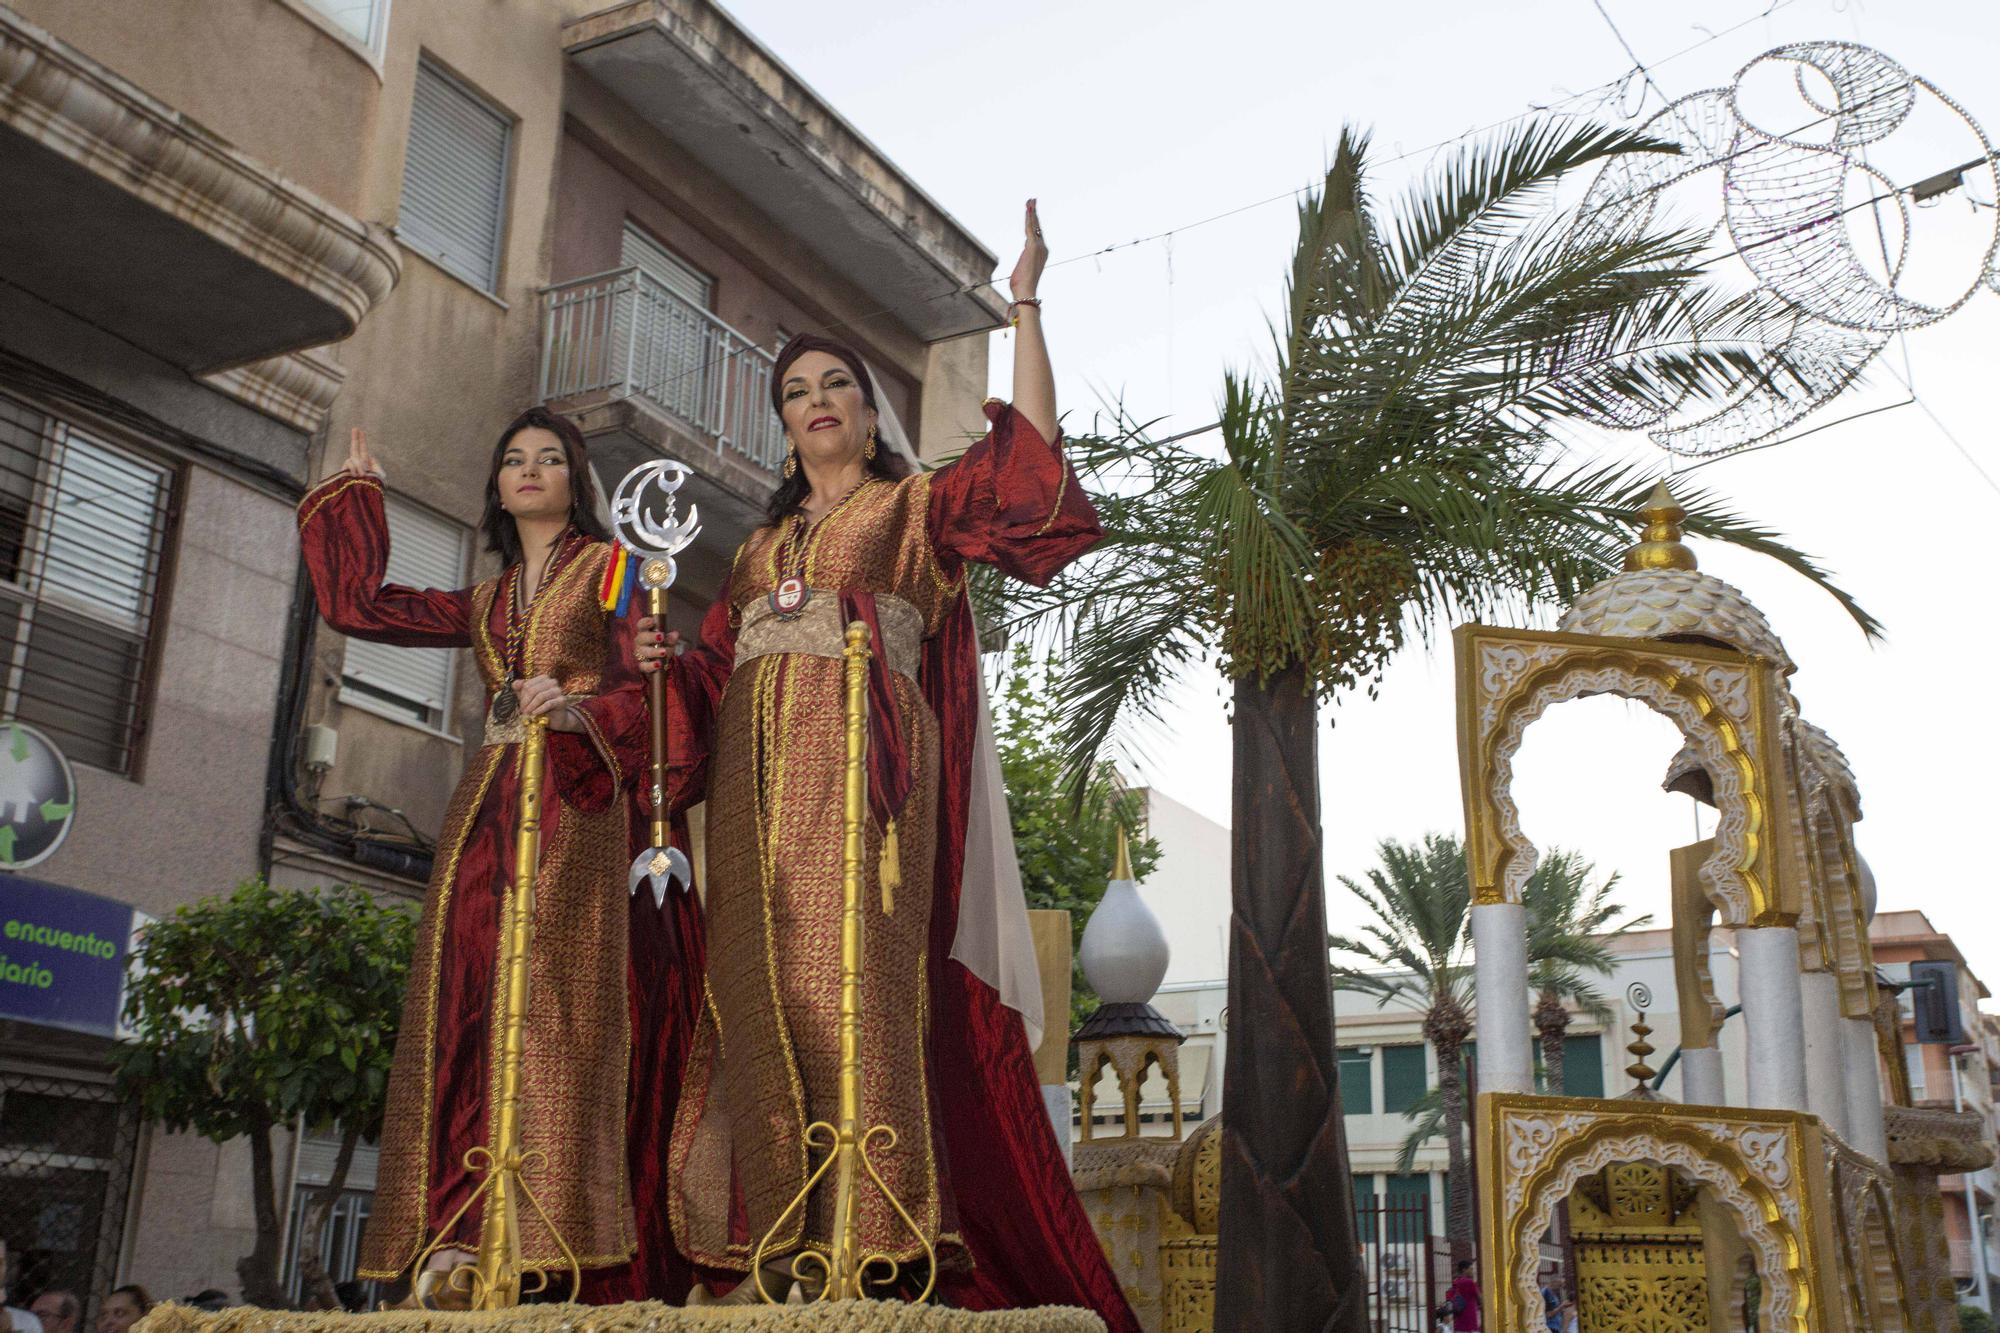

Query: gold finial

[1114,825,1133,881]
[1624,1014,1657,1092]
[1623,480,1698,573]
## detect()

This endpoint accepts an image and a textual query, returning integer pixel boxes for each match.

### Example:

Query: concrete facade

[0,0,1000,1312]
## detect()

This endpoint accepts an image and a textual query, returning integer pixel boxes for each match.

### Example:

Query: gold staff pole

[412,713,580,1308]
[753,621,935,1304]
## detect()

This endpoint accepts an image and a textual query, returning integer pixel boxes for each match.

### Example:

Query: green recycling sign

[0,722,78,869]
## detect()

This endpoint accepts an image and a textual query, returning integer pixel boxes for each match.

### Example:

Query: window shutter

[622,225,712,308]
[1338,1048,1373,1116]
[399,60,510,293]
[1563,1034,1606,1098]
[1381,1044,1428,1115]
[1352,1173,1378,1245]
[341,498,465,723]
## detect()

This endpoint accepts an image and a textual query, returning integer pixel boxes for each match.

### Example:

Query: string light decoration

[1576,41,2000,457]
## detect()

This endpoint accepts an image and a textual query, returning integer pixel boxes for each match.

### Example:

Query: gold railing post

[751,621,935,1304]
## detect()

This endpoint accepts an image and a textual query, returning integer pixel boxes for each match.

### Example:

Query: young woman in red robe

[626,202,1139,1328]
[296,410,649,1298]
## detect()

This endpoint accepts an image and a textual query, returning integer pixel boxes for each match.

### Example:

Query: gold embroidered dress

[295,474,648,1280]
[658,402,1102,1277]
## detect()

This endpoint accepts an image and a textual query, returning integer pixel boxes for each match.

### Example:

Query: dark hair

[108,1286,152,1314]
[763,333,910,525]
[1456,1260,1475,1274]
[480,406,612,567]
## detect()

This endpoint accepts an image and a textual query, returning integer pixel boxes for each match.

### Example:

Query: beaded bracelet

[1007,297,1043,327]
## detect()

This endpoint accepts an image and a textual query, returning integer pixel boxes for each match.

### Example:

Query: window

[0,392,172,775]
[1564,1034,1606,1097]
[1339,1047,1374,1116]
[1352,1172,1378,1244]
[1384,1172,1433,1241]
[1906,1043,1927,1100]
[298,0,389,54]
[399,59,511,293]
[1382,1044,1428,1115]
[338,497,467,728]
[616,223,716,416]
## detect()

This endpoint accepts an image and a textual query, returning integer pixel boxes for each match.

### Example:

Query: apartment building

[0,0,1001,1311]
[1872,908,2000,1307]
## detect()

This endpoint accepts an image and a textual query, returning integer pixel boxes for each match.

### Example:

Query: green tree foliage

[115,879,414,1309]
[992,643,1160,1032]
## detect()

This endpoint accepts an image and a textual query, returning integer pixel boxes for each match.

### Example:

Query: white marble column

[1738,925,1810,1111]
[1680,1045,1727,1106]
[1473,902,1534,1094]
[1799,968,1851,1137]
[1843,1015,1889,1162]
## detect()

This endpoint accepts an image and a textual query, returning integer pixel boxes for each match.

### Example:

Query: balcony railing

[537,267,785,475]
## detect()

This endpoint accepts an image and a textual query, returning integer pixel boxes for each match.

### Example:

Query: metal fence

[0,1070,141,1326]
[1355,1195,1438,1333]
[537,266,786,474]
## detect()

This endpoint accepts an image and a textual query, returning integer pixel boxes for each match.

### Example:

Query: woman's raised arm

[295,429,472,646]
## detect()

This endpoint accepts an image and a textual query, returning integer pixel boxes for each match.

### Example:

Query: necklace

[768,479,874,620]
[491,529,582,723]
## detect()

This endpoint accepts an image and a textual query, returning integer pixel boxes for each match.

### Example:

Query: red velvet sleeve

[658,586,738,816]
[296,473,472,645]
[548,581,650,814]
[926,400,1103,588]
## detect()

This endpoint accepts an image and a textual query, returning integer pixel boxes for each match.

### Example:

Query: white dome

[1079,841,1171,1005]
[1561,568,1795,672]
[1559,481,1795,673]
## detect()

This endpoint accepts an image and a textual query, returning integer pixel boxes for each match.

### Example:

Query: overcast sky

[731,0,2000,995]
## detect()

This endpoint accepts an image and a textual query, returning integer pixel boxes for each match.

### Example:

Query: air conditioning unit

[1384,1253,1409,1273]
[1382,1277,1409,1299]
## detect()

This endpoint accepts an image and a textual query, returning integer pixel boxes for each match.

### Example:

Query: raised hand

[340,426,385,482]
[1009,198,1046,301]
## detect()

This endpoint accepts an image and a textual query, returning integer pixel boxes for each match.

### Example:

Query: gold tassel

[880,818,900,915]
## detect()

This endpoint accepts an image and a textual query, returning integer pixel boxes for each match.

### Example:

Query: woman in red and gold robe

[646,203,1137,1328]
[296,409,648,1292]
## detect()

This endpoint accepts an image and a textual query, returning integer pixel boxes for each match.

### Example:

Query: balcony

[539,266,784,563]
[561,0,1005,343]
[0,7,398,375]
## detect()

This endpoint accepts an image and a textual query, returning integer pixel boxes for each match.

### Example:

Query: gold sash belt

[735,592,923,680]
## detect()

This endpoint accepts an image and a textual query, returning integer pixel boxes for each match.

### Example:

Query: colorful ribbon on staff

[600,545,637,615]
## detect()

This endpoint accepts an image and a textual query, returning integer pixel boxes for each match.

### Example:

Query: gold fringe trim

[134,1301,1105,1333]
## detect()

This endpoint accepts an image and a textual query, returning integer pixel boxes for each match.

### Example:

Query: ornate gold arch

[1478,1095,1838,1333]
[1453,625,1798,927]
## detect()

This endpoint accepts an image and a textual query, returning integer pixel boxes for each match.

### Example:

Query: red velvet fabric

[637,407,1136,1327]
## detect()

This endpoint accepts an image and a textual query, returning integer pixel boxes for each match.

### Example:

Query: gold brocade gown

[667,471,958,1270]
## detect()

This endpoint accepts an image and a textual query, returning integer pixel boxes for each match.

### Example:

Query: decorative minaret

[1075,828,1184,1142]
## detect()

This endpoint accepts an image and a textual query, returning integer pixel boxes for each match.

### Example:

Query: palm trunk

[1429,1013,1474,1266]
[1215,665,1366,1333]
[1534,990,1569,1095]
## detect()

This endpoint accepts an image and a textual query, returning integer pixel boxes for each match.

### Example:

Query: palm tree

[995,121,1875,1332]
[1523,848,1650,1094]
[1330,835,1476,1260]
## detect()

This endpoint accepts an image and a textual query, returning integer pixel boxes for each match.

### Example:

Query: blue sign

[0,874,136,1037]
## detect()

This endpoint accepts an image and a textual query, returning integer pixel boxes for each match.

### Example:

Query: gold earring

[782,444,798,479]
[863,425,877,462]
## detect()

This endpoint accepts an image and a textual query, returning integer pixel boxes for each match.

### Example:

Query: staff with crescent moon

[608,459,701,904]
